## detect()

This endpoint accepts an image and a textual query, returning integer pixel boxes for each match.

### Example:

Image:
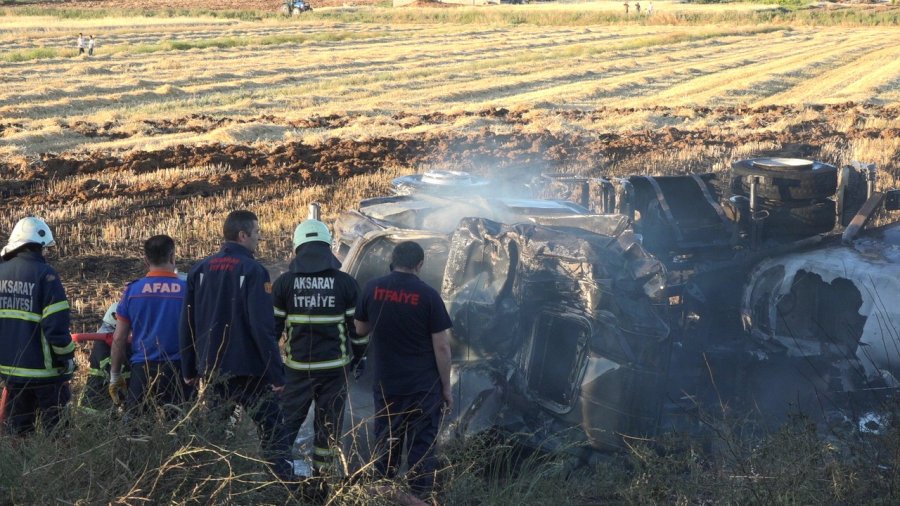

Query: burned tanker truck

[332,159,900,454]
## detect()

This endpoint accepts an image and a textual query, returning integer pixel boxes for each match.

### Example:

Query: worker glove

[61,358,76,376]
[352,356,367,380]
[108,372,127,405]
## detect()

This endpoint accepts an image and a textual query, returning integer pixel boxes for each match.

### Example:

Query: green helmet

[293,219,332,250]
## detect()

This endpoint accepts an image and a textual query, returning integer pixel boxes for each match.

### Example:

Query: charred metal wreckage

[332,159,900,456]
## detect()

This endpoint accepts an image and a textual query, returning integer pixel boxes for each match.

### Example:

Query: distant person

[77,33,84,55]
[179,210,292,480]
[0,217,74,435]
[635,1,641,14]
[647,1,653,15]
[87,35,95,56]
[109,235,189,414]
[624,2,629,14]
[355,241,453,503]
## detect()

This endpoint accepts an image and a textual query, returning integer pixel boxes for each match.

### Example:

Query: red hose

[71,332,114,347]
[0,386,8,424]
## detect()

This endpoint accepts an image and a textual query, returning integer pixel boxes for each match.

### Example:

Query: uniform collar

[221,241,254,258]
[6,250,46,263]
[146,270,178,278]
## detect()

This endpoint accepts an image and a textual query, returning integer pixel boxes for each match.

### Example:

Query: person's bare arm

[432,329,452,410]
[355,319,372,338]
[110,319,131,377]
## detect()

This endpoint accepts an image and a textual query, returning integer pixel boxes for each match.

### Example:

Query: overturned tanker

[334,161,900,453]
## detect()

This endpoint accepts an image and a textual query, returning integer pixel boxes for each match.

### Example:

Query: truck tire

[762,199,836,239]
[731,158,838,202]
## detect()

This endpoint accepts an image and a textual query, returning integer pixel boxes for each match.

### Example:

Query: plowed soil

[3,104,896,199]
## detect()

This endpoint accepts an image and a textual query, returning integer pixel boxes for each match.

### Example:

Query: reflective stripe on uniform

[0,364,64,378]
[43,300,70,318]
[52,341,75,355]
[285,313,352,370]
[344,307,355,317]
[313,460,332,470]
[314,446,333,457]
[286,314,345,324]
[351,336,369,346]
[313,446,334,469]
[274,307,286,318]
[286,355,351,371]
[0,309,40,322]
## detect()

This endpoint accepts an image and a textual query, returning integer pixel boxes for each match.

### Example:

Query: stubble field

[0,1,899,503]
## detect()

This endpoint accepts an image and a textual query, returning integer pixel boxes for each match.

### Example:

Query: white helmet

[102,302,118,327]
[1,217,55,257]
[293,220,331,250]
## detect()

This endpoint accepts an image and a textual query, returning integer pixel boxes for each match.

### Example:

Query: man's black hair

[390,241,424,270]
[223,210,258,241]
[144,234,175,266]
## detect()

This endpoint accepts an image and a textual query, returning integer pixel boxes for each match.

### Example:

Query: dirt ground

[4,104,896,192]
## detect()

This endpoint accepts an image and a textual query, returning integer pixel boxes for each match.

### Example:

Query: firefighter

[77,302,129,413]
[354,241,453,502]
[273,219,365,480]
[0,217,75,435]
[178,210,292,479]
[109,235,189,413]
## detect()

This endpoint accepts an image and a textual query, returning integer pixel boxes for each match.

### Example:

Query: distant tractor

[281,0,312,15]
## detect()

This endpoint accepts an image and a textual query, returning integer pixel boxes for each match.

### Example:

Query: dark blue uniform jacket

[178,242,285,386]
[0,250,73,383]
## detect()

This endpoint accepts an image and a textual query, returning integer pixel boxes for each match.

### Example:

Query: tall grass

[4,379,900,504]
[1,46,75,62]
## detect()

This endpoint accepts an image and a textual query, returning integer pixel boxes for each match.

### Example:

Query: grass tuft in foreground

[4,385,900,504]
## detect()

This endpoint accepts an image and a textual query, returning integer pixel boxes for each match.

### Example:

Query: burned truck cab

[334,173,673,450]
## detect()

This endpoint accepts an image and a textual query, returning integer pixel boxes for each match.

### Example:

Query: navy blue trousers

[128,360,192,413]
[207,376,293,479]
[373,386,443,497]
[3,380,70,435]
[282,370,348,474]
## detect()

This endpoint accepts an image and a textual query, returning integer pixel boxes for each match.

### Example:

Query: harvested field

[2,2,900,504]
[0,5,898,326]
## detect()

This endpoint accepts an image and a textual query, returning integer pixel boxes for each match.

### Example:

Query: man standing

[76,33,84,55]
[0,217,74,435]
[178,210,291,479]
[354,241,453,502]
[273,219,365,479]
[87,35,95,56]
[109,235,188,413]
